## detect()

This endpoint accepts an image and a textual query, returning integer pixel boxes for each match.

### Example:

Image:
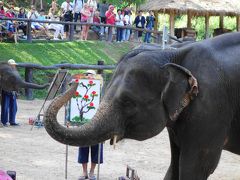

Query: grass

[0,41,134,65]
[0,40,135,99]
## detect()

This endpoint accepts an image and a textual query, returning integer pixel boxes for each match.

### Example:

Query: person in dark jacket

[133,10,145,42]
[17,7,27,38]
[144,10,155,43]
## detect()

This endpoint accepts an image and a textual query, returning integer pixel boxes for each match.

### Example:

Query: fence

[0,17,164,43]
[16,60,115,100]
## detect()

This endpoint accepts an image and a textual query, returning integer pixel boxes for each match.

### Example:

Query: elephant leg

[179,147,222,180]
[164,128,179,180]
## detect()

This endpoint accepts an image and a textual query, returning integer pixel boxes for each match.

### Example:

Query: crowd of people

[0,0,156,42]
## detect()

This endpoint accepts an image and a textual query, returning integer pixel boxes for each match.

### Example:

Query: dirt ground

[0,99,240,180]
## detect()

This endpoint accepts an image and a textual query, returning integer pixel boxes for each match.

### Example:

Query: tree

[106,0,146,7]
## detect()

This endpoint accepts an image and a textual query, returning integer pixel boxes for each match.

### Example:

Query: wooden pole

[219,14,224,29]
[69,24,74,41]
[25,68,33,100]
[236,16,240,31]
[187,11,192,29]
[154,11,159,31]
[27,20,32,43]
[169,11,175,37]
[40,0,43,9]
[205,14,210,39]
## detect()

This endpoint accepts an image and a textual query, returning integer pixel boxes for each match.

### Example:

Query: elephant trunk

[18,80,49,89]
[43,83,118,146]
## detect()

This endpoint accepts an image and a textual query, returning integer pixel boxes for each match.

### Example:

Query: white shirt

[72,0,83,13]
[115,14,124,26]
[87,0,97,11]
[27,11,39,19]
[124,14,132,25]
[61,1,73,12]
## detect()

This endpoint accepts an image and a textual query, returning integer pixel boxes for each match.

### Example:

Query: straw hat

[8,59,17,65]
[85,70,96,75]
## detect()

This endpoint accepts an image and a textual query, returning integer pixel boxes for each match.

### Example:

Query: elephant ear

[162,63,198,121]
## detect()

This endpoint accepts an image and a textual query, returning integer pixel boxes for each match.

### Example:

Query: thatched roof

[139,0,240,16]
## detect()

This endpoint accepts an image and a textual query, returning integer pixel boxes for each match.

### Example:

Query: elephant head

[0,62,49,91]
[43,49,198,147]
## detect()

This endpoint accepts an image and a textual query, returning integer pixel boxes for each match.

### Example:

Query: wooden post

[169,11,175,37]
[219,14,224,29]
[134,30,139,42]
[205,14,210,39]
[27,20,32,43]
[107,26,113,42]
[97,60,104,75]
[154,11,159,31]
[156,32,161,44]
[69,24,74,41]
[236,16,240,31]
[187,11,192,29]
[25,68,33,100]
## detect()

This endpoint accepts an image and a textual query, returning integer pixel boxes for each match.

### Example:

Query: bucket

[28,117,34,125]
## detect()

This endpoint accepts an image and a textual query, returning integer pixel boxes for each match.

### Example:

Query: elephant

[0,62,49,92]
[0,62,49,103]
[43,32,240,180]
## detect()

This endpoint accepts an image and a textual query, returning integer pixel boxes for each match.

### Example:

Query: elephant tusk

[113,135,117,150]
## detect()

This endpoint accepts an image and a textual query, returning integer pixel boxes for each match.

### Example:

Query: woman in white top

[87,0,97,23]
[115,9,124,42]
[122,11,132,41]
[48,7,64,40]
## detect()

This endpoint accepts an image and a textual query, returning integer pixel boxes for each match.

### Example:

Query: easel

[65,73,103,180]
[31,69,69,129]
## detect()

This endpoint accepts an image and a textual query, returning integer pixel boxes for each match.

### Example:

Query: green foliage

[71,116,90,125]
[106,0,146,7]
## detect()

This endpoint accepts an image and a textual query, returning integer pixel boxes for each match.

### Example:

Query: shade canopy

[139,0,240,16]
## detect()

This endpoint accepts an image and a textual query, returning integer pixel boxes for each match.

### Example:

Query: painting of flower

[70,77,101,125]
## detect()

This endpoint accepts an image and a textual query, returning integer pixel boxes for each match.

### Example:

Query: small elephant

[0,62,49,92]
[44,32,240,180]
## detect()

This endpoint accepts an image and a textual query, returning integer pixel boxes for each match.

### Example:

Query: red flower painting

[72,79,98,122]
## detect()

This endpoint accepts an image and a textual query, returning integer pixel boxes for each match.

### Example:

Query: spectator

[144,10,155,43]
[87,0,97,24]
[80,3,91,40]
[0,1,5,17]
[51,0,58,14]
[6,5,16,17]
[5,6,16,39]
[1,59,19,127]
[72,0,83,31]
[48,7,64,40]
[97,0,108,23]
[36,9,51,39]
[91,10,104,37]
[17,7,27,39]
[123,6,131,16]
[60,0,73,39]
[115,9,124,42]
[37,9,47,27]
[133,10,145,42]
[122,11,132,41]
[0,1,5,40]
[105,5,115,41]
[105,5,115,25]
[27,6,49,38]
